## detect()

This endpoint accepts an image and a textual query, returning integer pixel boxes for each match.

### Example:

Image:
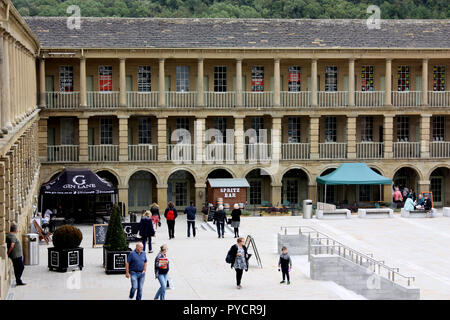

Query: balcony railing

[430,141,450,158]
[245,143,272,161]
[126,92,159,108]
[87,91,120,108]
[280,91,311,108]
[166,92,197,108]
[356,142,384,159]
[204,143,235,162]
[47,145,79,162]
[429,91,450,107]
[393,142,420,158]
[319,142,347,159]
[355,91,384,107]
[392,91,421,107]
[281,143,310,160]
[204,92,236,108]
[88,145,119,162]
[167,144,195,162]
[318,91,348,107]
[128,144,158,161]
[243,91,273,108]
[46,92,80,109]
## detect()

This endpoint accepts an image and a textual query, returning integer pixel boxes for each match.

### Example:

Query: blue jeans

[216,222,224,237]
[142,235,152,252]
[129,271,145,300]
[154,273,168,300]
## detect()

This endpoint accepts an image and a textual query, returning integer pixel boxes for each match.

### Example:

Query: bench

[358,208,393,219]
[316,209,351,219]
[444,207,450,217]
[401,208,429,218]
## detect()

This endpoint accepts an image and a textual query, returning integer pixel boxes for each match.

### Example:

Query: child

[278,246,292,284]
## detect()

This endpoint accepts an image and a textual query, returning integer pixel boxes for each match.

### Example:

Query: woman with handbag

[231,204,242,238]
[139,210,155,253]
[227,237,249,289]
[150,203,161,230]
[154,244,169,300]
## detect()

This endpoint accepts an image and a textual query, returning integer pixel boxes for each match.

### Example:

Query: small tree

[104,204,128,251]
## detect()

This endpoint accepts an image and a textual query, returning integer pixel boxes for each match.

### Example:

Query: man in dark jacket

[164,202,178,239]
[185,202,197,238]
[139,211,155,252]
[214,205,227,238]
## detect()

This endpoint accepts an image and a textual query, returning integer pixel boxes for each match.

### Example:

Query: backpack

[166,209,175,221]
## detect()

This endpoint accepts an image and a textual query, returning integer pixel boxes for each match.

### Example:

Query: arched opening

[281,169,309,206]
[128,171,158,213]
[167,170,195,210]
[429,167,450,207]
[96,170,119,188]
[207,169,233,179]
[318,168,337,204]
[357,168,384,203]
[245,168,272,206]
[393,167,420,200]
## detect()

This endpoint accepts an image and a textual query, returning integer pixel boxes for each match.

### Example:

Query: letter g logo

[73,175,86,186]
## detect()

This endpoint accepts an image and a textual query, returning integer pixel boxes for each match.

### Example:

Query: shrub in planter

[48,225,84,272]
[104,204,131,274]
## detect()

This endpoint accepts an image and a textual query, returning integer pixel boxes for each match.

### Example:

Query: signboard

[251,66,264,92]
[122,223,140,242]
[50,251,59,267]
[99,66,113,91]
[93,222,140,247]
[113,254,127,270]
[68,250,79,267]
[420,191,433,208]
[219,187,241,199]
[288,66,301,92]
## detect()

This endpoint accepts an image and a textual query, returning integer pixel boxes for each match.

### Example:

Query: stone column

[194,117,205,164]
[195,184,206,209]
[346,115,357,159]
[9,39,16,127]
[38,117,48,162]
[13,42,19,125]
[119,58,127,107]
[348,58,355,107]
[157,185,168,209]
[311,59,318,107]
[1,35,11,133]
[383,184,392,203]
[197,58,204,107]
[118,187,128,214]
[158,58,166,107]
[79,57,87,107]
[0,36,3,138]
[271,184,282,207]
[234,116,245,163]
[273,58,281,107]
[422,59,428,106]
[78,116,89,162]
[118,116,129,161]
[272,116,282,162]
[418,180,430,195]
[385,59,392,106]
[420,114,431,158]
[157,117,167,161]
[383,115,394,158]
[0,161,6,246]
[235,59,243,108]
[308,184,317,203]
[309,115,320,160]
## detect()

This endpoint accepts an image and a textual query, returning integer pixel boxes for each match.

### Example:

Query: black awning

[41,168,117,195]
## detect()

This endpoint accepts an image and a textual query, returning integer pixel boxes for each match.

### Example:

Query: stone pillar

[9,39,16,127]
[348,59,355,107]
[78,117,89,162]
[194,117,205,164]
[383,184,392,203]
[308,184,317,203]
[13,42,19,125]
[80,57,87,107]
[311,59,318,107]
[119,58,127,107]
[1,35,12,133]
[234,116,245,163]
[271,184,282,207]
[422,59,428,106]
[385,59,392,106]
[310,115,320,160]
[157,117,167,161]
[420,114,431,158]
[0,36,3,138]
[195,184,206,209]
[273,58,281,107]
[0,161,6,246]
[272,117,282,162]
[383,115,394,158]
[118,116,129,161]
[157,185,168,209]
[197,58,204,107]
[418,180,430,194]
[38,117,48,162]
[158,58,166,107]
[118,187,128,214]
[235,59,243,108]
[346,115,357,159]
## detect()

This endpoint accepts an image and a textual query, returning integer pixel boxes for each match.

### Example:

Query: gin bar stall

[207,178,250,211]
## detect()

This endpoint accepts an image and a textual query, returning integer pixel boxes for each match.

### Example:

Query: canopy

[316,163,392,185]
[40,168,117,195]
[208,178,250,188]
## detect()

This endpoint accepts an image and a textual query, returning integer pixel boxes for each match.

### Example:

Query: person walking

[164,202,178,239]
[214,205,227,238]
[227,237,249,289]
[278,246,293,284]
[139,210,155,253]
[185,201,197,238]
[201,203,209,222]
[126,242,147,300]
[6,224,26,286]
[154,244,169,300]
[393,187,403,208]
[150,203,161,230]
[231,204,242,238]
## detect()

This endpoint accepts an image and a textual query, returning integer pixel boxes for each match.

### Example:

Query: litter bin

[303,200,313,219]
[129,212,137,223]
[23,233,39,265]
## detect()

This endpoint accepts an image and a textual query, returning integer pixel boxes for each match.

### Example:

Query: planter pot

[104,247,131,274]
[48,247,84,272]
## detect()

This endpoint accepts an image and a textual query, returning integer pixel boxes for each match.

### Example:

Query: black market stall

[40,168,118,223]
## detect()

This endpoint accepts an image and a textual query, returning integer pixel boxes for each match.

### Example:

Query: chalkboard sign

[113,253,127,270]
[68,250,79,266]
[50,251,59,267]
[93,224,108,248]
[420,191,434,207]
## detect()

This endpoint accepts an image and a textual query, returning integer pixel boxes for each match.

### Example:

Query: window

[288,117,301,143]
[288,66,301,92]
[361,116,374,142]
[138,118,152,144]
[59,66,74,92]
[361,65,374,91]
[325,66,338,91]
[100,118,113,145]
[433,66,446,91]
[251,117,264,142]
[138,66,151,92]
[285,180,298,204]
[251,66,264,92]
[396,116,409,141]
[249,180,262,205]
[397,65,410,91]
[176,66,190,92]
[214,117,227,143]
[60,118,74,145]
[430,177,442,203]
[175,182,188,207]
[99,66,113,92]
[359,185,371,202]
[176,118,190,131]
[214,66,227,92]
[324,117,337,142]
[432,116,445,141]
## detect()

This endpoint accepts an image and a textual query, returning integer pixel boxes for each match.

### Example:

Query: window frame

[137,66,152,92]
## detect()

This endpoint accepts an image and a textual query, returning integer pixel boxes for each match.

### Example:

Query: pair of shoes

[148,251,153,253]
[287,281,291,285]
[16,282,26,286]
[280,280,285,284]
[237,285,242,289]
[218,236,221,238]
